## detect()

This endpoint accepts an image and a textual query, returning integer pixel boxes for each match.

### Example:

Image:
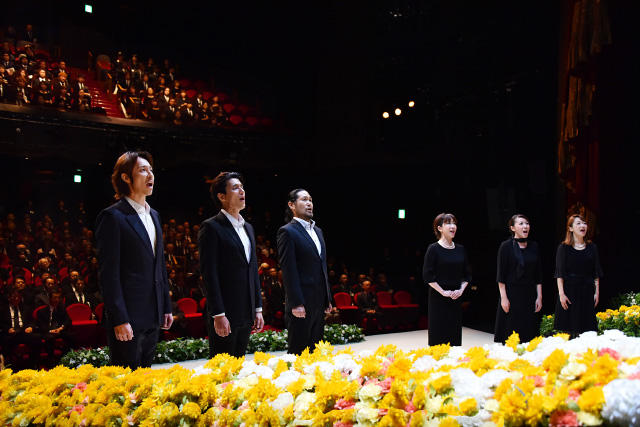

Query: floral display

[61,324,365,369]
[3,330,640,426]
[541,304,640,338]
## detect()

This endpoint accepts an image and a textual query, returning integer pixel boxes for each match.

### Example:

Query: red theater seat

[223,103,236,114]
[334,292,359,325]
[393,291,419,329]
[177,298,198,314]
[229,115,243,125]
[177,298,205,338]
[186,89,197,99]
[376,291,399,331]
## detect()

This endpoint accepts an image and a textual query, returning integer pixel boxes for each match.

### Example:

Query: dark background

[2,1,637,332]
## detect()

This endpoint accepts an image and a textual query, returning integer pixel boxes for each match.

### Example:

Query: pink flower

[334,399,356,410]
[568,389,580,401]
[68,405,85,416]
[549,410,579,426]
[599,348,621,361]
[333,423,354,427]
[378,408,389,416]
[404,401,416,413]
[379,377,392,393]
[528,375,545,387]
[72,382,87,392]
[628,371,640,380]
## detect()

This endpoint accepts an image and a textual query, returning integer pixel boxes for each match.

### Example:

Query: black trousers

[286,307,325,355]
[107,326,159,369]
[207,317,252,358]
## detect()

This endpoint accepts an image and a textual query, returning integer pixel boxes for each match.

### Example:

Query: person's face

[50,294,61,307]
[147,88,154,95]
[70,271,79,281]
[510,217,530,239]
[64,253,73,263]
[14,278,25,291]
[570,218,588,240]
[169,270,176,279]
[39,258,50,269]
[2,53,8,61]
[339,274,348,285]
[123,157,154,198]
[166,243,174,253]
[143,75,149,81]
[219,178,245,212]
[269,268,277,278]
[169,99,175,106]
[45,278,56,290]
[438,220,457,241]
[289,190,313,220]
[76,279,85,290]
[39,69,45,78]
[59,61,66,69]
[362,281,371,291]
[16,244,26,253]
[164,88,170,96]
[26,24,33,32]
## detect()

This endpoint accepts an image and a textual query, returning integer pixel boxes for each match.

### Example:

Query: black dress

[553,243,603,335]
[423,243,472,346]
[493,239,542,343]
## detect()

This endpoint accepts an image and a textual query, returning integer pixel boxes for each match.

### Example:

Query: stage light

[398,209,406,219]
[382,111,390,119]
[408,101,415,107]
[394,108,402,116]
[74,174,82,183]
[85,4,93,13]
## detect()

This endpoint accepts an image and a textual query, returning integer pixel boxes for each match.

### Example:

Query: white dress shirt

[221,209,251,263]
[10,305,23,328]
[214,210,261,318]
[125,197,156,255]
[294,217,322,255]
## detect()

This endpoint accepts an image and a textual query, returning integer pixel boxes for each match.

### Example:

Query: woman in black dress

[423,213,472,346]
[554,214,603,336]
[493,214,543,343]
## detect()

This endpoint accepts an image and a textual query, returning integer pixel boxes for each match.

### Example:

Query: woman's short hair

[111,151,153,200]
[563,213,591,245]
[433,213,457,239]
[209,172,243,207]
[508,214,529,236]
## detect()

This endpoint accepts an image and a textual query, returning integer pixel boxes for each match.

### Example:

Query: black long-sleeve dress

[493,239,542,343]
[553,243,603,335]
[423,243,472,346]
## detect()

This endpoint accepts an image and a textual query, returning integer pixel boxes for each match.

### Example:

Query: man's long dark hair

[284,188,307,223]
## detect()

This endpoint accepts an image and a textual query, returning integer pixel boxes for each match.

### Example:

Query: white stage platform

[152,327,494,370]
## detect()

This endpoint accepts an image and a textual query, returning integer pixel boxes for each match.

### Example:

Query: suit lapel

[216,213,249,264]
[151,209,162,261]
[120,200,154,257]
[291,220,321,259]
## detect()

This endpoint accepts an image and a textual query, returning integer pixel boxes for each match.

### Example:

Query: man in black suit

[95,151,173,369]
[0,289,41,368]
[198,172,263,357]
[277,189,332,354]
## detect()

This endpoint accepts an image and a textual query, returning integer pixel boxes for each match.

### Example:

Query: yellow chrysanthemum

[526,336,544,352]
[505,332,520,350]
[459,397,477,416]
[430,374,452,394]
[439,416,460,427]
[578,386,605,413]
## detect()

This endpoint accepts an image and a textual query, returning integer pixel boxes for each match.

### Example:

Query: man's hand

[8,328,15,334]
[214,315,231,337]
[114,323,134,341]
[253,312,264,332]
[25,327,33,334]
[161,313,173,330]
[292,305,306,318]
[324,304,333,314]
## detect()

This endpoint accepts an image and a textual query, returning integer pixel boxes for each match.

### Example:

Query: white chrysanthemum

[303,361,337,379]
[279,353,297,364]
[455,409,492,427]
[273,369,301,389]
[559,361,587,381]
[270,392,294,411]
[354,402,381,425]
[238,361,274,379]
[191,367,213,377]
[485,343,518,363]
[411,355,436,372]
[449,368,492,403]
[480,369,511,390]
[357,349,374,358]
[602,379,640,426]
[293,391,316,418]
[357,383,383,402]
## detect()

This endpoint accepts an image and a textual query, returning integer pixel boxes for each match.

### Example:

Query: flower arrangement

[609,291,640,309]
[4,330,640,426]
[541,303,640,338]
[61,324,365,368]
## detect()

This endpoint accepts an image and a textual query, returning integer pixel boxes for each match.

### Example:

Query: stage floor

[152,327,494,370]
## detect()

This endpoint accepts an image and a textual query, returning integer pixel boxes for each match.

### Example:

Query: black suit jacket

[36,304,70,332]
[0,303,32,333]
[198,212,262,328]
[95,199,171,331]
[277,219,331,312]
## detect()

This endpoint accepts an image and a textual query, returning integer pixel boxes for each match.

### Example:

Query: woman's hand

[559,293,571,310]
[535,296,542,312]
[594,292,599,307]
[501,297,510,313]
